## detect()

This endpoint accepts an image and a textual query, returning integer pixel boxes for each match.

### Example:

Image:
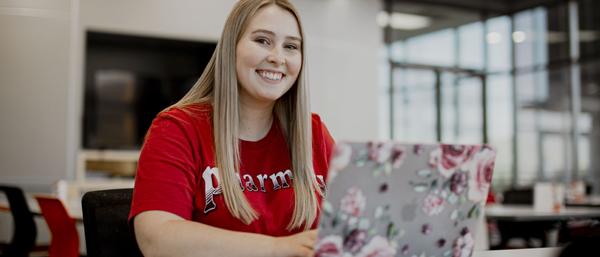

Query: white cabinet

[73,149,138,190]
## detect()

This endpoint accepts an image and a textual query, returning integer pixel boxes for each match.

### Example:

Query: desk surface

[566,195,600,207]
[0,193,82,220]
[473,248,562,257]
[485,204,600,222]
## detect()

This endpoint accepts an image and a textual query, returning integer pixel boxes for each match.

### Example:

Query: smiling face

[235,4,302,108]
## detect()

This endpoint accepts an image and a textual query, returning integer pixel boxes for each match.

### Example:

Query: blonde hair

[166,0,322,230]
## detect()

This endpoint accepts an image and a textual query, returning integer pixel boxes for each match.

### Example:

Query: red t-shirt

[128,104,335,237]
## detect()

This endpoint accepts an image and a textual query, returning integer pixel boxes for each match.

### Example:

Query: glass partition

[382,0,599,191]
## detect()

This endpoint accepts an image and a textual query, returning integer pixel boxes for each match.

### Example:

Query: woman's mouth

[256,70,284,81]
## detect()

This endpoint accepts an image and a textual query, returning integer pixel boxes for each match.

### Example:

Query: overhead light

[512,31,527,43]
[376,11,390,28]
[486,32,502,44]
[389,12,432,30]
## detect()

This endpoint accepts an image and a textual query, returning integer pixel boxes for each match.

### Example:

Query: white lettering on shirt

[316,175,326,192]
[201,168,327,214]
[269,170,293,191]
[202,166,222,214]
[256,174,268,193]
[243,174,259,192]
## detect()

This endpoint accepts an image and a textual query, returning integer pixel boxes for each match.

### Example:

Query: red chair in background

[34,196,79,257]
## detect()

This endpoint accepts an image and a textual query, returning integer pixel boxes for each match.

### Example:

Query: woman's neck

[239,101,274,142]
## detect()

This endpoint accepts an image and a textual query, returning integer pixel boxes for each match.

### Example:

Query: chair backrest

[502,188,533,205]
[559,235,599,257]
[0,185,37,257]
[81,189,143,257]
[34,196,79,257]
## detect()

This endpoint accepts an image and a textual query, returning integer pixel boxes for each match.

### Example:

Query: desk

[485,204,600,249]
[0,193,82,220]
[473,247,562,257]
[566,195,600,207]
[485,204,600,221]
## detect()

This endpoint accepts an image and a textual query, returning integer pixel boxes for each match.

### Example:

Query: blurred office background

[0,0,381,191]
[1,0,600,198]
[1,0,383,249]
[376,0,600,195]
[1,0,600,252]
[1,0,599,198]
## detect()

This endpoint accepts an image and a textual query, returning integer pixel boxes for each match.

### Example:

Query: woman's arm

[134,210,317,257]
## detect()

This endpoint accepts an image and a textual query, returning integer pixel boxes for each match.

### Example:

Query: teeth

[260,71,282,80]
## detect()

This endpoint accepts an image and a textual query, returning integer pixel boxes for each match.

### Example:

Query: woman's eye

[285,44,298,50]
[255,38,269,45]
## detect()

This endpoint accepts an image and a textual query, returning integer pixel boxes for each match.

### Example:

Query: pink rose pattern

[354,236,397,257]
[414,144,425,155]
[375,142,394,164]
[452,228,475,257]
[340,186,367,217]
[428,145,480,178]
[391,145,407,169]
[319,142,495,257]
[329,142,353,183]
[315,235,345,257]
[366,142,408,170]
[467,147,496,202]
[344,229,368,253]
[450,172,468,195]
[422,194,445,216]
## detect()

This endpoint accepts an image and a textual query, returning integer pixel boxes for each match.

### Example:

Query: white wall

[79,0,238,42]
[0,0,382,189]
[0,0,71,190]
[295,0,382,141]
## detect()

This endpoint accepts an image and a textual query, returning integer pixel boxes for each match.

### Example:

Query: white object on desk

[568,195,600,206]
[534,182,565,213]
[567,181,585,202]
[472,247,562,257]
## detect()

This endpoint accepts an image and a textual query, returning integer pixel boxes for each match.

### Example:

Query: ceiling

[386,0,566,40]
[390,0,564,14]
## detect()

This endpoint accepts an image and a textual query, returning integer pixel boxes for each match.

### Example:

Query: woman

[128,0,335,256]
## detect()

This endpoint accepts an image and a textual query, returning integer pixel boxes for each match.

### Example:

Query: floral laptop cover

[314,142,496,257]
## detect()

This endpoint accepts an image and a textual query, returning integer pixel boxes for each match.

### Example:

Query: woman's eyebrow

[251,29,302,42]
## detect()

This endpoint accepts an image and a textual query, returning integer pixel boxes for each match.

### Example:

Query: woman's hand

[271,229,318,257]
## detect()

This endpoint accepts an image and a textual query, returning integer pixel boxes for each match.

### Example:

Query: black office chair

[81,189,143,257]
[0,185,37,257]
[559,235,600,257]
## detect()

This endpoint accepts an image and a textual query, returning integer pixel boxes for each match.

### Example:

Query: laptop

[314,142,496,257]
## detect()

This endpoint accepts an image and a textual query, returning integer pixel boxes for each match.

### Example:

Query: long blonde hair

[166,0,322,230]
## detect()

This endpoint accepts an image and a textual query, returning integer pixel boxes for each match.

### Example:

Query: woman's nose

[267,47,285,66]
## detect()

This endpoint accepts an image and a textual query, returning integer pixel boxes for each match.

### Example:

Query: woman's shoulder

[310,113,334,143]
[310,113,324,128]
[145,103,212,147]
[157,102,212,125]
[310,113,335,181]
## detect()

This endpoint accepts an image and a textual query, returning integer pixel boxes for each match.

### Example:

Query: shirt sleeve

[128,111,200,229]
[321,121,335,164]
[311,113,335,184]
